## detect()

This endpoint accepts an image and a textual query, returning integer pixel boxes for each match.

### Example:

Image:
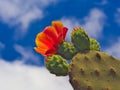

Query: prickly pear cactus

[34,21,120,90]
[68,27,120,90]
[69,51,120,90]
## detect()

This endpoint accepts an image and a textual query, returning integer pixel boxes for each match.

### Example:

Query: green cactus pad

[71,27,90,52]
[45,55,69,76]
[57,41,77,60]
[90,38,100,51]
[69,51,120,90]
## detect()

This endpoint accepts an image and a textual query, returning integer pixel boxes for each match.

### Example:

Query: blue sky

[0,0,120,90]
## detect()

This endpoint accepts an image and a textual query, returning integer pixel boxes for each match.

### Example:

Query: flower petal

[63,27,68,39]
[52,21,67,43]
[43,26,58,45]
[35,32,57,56]
[34,21,68,56]
[34,47,47,56]
[36,32,54,47]
[34,47,56,56]
[52,21,63,35]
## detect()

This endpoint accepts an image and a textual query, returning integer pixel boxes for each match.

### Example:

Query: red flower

[34,21,68,56]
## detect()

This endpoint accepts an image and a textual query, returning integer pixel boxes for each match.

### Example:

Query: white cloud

[0,0,57,38]
[61,8,106,42]
[83,8,106,38]
[61,17,80,42]
[115,8,120,26]
[104,38,120,59]
[14,44,41,65]
[18,8,43,31]
[0,59,73,90]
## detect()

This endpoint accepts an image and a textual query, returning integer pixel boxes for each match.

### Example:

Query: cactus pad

[45,55,69,76]
[90,38,100,51]
[57,41,77,60]
[69,51,120,90]
[71,27,90,52]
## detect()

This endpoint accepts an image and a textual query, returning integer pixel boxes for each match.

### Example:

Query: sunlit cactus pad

[57,41,77,60]
[69,50,120,90]
[45,55,69,76]
[71,27,90,51]
[90,38,100,51]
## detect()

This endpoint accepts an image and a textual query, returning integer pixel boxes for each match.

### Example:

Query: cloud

[14,44,41,65]
[0,59,73,90]
[61,8,106,42]
[61,17,80,42]
[115,8,120,26]
[83,8,106,38]
[0,0,57,38]
[104,38,120,59]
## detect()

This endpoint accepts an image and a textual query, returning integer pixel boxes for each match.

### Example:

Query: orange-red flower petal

[34,47,56,56]
[35,32,57,56]
[43,26,58,46]
[34,21,68,56]
[62,27,68,39]
[52,21,64,35]
[52,21,68,42]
